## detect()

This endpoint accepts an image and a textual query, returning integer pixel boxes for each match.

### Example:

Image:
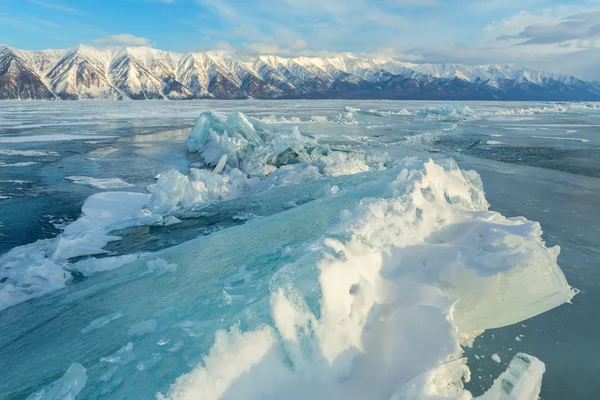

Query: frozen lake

[0,100,598,399]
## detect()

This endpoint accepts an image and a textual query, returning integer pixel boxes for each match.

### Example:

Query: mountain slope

[0,46,56,100]
[0,44,599,101]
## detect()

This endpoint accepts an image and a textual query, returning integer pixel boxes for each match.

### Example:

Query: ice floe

[65,176,135,189]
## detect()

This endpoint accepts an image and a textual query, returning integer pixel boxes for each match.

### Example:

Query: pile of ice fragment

[419,103,479,122]
[152,111,380,212]
[257,114,303,124]
[255,114,331,124]
[334,107,359,124]
[160,158,574,400]
[352,108,415,117]
[186,111,267,169]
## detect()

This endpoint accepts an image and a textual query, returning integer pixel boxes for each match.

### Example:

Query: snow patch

[530,136,589,142]
[0,149,59,156]
[0,161,37,167]
[0,134,116,143]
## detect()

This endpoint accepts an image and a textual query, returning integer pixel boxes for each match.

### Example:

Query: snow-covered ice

[0,161,37,167]
[530,136,590,143]
[0,149,59,156]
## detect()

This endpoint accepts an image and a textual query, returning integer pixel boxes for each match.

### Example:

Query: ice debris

[100,342,136,366]
[147,258,177,276]
[478,353,545,400]
[128,319,158,337]
[65,176,134,189]
[152,111,380,213]
[25,363,87,400]
[81,312,126,334]
[334,107,359,124]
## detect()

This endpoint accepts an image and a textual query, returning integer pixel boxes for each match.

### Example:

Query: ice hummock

[185,111,266,168]
[412,102,599,123]
[420,103,479,122]
[0,111,382,310]
[334,107,359,124]
[159,159,574,400]
[152,111,379,212]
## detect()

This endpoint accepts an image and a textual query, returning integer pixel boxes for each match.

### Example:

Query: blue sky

[1,0,600,78]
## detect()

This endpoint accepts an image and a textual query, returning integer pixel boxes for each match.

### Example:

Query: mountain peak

[1,44,599,101]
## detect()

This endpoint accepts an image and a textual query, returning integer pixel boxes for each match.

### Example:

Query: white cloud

[28,0,87,15]
[482,11,550,45]
[292,39,307,49]
[213,40,237,52]
[94,34,151,46]
[244,42,284,54]
[387,0,439,6]
[190,0,600,79]
[360,49,423,62]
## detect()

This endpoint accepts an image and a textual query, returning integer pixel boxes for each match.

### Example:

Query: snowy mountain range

[2,44,600,101]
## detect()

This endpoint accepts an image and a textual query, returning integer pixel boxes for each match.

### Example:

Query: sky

[1,0,600,79]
